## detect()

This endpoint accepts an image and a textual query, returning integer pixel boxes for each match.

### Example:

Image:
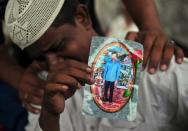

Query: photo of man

[103,52,121,103]
[89,42,136,113]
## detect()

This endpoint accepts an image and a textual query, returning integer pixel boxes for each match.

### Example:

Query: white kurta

[26,57,188,131]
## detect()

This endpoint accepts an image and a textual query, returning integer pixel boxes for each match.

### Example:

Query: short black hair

[52,0,79,27]
[52,0,104,35]
[112,52,118,54]
[112,52,118,57]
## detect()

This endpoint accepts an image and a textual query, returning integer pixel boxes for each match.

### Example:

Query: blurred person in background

[155,0,188,55]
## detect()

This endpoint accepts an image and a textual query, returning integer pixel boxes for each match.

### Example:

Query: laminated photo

[82,36,143,120]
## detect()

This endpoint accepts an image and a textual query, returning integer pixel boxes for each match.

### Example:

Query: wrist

[39,106,60,131]
[139,24,162,32]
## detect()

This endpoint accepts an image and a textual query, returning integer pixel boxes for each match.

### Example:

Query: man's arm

[123,0,161,31]
[123,0,184,74]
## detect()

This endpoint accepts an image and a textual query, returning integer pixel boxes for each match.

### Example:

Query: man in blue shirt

[103,52,121,103]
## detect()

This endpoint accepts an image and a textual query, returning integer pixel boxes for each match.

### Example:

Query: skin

[0,45,44,113]
[24,5,96,131]
[111,53,118,61]
[19,61,45,113]
[123,0,184,74]
[0,0,185,122]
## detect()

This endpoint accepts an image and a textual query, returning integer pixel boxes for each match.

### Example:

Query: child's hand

[19,61,45,114]
[42,53,93,114]
[126,30,184,74]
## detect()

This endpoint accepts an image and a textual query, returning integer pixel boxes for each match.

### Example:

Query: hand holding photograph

[82,37,143,120]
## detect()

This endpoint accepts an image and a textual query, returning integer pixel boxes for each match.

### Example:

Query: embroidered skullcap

[5,0,65,49]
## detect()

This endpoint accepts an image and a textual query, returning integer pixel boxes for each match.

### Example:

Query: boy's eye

[56,41,66,51]
[49,38,67,52]
[35,54,46,61]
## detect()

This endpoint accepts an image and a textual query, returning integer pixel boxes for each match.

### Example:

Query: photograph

[90,42,141,113]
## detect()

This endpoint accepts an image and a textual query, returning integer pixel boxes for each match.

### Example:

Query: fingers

[47,55,94,87]
[47,56,92,73]
[63,59,92,73]
[44,77,77,114]
[48,74,82,90]
[46,71,84,102]
[19,83,44,114]
[126,30,184,74]
[25,77,45,90]
[174,45,184,64]
[46,83,69,93]
[126,31,138,41]
[148,36,167,74]
[46,53,92,76]
[45,83,76,99]
[44,92,66,114]
[160,41,174,71]
[60,67,93,84]
[29,60,45,73]
[27,95,43,105]
[32,88,44,98]
[43,54,94,114]
[142,33,156,70]
[45,53,59,70]
[21,93,42,114]
[23,102,40,114]
[20,79,44,98]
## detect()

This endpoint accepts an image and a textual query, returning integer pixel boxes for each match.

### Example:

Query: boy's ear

[75,4,92,30]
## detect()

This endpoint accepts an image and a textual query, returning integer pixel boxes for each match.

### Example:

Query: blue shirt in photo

[103,59,121,82]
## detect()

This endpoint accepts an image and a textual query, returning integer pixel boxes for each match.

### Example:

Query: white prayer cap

[5,0,65,49]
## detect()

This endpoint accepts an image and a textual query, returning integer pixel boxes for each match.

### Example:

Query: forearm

[122,0,162,31]
[39,106,60,131]
[0,44,24,88]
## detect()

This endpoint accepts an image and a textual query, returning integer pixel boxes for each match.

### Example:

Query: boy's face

[112,54,117,60]
[25,5,96,64]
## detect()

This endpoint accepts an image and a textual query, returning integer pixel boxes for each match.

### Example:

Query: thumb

[45,53,58,70]
[125,31,138,41]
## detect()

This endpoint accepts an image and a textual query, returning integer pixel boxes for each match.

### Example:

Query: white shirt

[25,57,188,131]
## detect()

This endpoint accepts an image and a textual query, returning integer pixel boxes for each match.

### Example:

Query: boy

[4,0,188,131]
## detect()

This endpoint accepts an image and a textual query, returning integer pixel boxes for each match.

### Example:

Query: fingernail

[86,67,92,72]
[149,68,156,74]
[62,85,68,91]
[160,64,167,71]
[177,58,183,64]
